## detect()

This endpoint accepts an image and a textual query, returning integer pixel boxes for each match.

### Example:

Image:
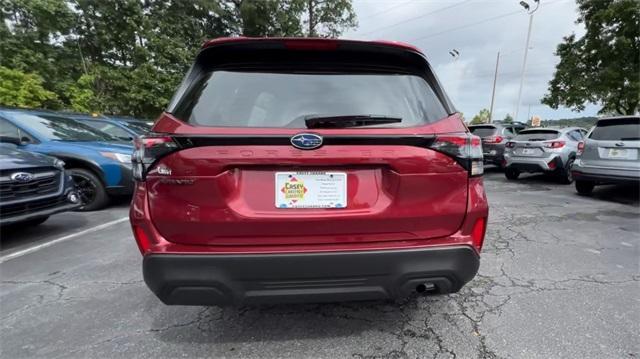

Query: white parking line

[0,217,129,263]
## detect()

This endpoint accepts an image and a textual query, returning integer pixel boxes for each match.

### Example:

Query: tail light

[132,135,179,181]
[577,141,585,155]
[430,134,484,176]
[484,135,504,144]
[471,217,487,252]
[544,140,565,149]
[505,141,516,148]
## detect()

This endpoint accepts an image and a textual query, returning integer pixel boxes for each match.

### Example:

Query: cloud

[345,0,595,120]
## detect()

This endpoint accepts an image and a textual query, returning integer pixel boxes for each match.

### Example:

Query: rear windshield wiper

[304,115,402,129]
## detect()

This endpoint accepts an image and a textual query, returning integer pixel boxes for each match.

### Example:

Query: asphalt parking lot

[1,169,638,359]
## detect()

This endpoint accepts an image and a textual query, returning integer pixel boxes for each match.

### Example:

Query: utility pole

[514,0,539,122]
[488,51,500,123]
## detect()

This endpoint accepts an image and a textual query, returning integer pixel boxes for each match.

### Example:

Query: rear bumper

[505,154,563,173]
[572,171,640,184]
[482,144,505,164]
[143,245,480,306]
[571,160,640,184]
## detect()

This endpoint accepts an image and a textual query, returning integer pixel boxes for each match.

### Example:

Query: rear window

[171,71,449,128]
[590,118,640,141]
[469,126,498,138]
[515,130,560,141]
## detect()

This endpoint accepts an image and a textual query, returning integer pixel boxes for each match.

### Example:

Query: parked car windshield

[122,121,153,134]
[172,70,449,128]
[7,113,118,142]
[469,126,498,137]
[515,130,560,141]
[590,118,640,141]
[84,121,132,139]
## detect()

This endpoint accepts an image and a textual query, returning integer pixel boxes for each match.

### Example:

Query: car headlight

[100,152,132,164]
[53,159,65,169]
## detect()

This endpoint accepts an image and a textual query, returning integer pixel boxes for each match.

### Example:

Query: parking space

[1,171,638,358]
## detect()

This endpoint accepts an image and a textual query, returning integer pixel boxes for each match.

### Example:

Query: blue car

[0,109,134,211]
[65,114,153,141]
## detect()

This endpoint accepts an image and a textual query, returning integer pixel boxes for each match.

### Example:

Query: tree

[470,109,490,125]
[503,114,514,124]
[1,0,359,118]
[542,0,640,115]
[303,0,357,37]
[0,66,58,108]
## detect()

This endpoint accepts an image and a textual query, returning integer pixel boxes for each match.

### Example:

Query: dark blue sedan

[0,109,134,211]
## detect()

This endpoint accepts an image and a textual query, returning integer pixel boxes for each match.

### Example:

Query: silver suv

[571,116,640,194]
[503,127,587,183]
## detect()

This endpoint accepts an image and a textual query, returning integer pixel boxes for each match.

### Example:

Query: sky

[343,0,600,121]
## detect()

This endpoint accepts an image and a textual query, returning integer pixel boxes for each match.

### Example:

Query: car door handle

[615,142,625,147]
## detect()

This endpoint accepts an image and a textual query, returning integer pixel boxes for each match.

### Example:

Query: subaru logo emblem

[290,133,323,150]
[10,172,34,183]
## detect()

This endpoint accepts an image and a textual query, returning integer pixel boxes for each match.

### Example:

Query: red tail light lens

[132,135,179,181]
[505,141,516,148]
[132,225,151,254]
[577,141,585,155]
[484,135,504,144]
[430,134,484,176]
[471,217,487,252]
[283,40,339,51]
[544,140,565,149]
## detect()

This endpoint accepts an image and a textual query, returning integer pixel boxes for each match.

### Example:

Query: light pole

[514,0,539,122]
[488,51,500,123]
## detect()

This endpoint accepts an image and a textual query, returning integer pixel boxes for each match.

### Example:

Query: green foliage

[0,66,58,108]
[540,116,598,129]
[470,108,490,125]
[542,0,640,115]
[0,0,358,118]
[303,0,357,37]
[503,114,514,124]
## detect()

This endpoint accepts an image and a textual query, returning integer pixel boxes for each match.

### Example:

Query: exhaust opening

[415,282,437,294]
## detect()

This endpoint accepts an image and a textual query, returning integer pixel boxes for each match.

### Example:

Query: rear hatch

[136,39,479,247]
[469,125,501,153]
[581,117,640,169]
[509,129,561,158]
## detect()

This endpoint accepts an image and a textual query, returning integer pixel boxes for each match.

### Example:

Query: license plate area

[520,148,540,156]
[606,148,629,159]
[275,172,347,209]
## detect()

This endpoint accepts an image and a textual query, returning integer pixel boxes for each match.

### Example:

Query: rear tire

[69,168,109,211]
[505,168,520,180]
[558,158,575,184]
[575,180,595,195]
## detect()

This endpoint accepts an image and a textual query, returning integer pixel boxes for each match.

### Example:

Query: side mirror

[20,136,31,144]
[0,136,21,146]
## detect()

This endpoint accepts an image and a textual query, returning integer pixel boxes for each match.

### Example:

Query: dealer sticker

[275,172,347,208]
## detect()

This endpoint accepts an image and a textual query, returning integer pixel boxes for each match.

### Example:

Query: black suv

[0,141,80,226]
[469,122,527,168]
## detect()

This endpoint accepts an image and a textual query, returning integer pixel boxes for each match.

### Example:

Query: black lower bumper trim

[143,246,480,306]
[572,171,640,184]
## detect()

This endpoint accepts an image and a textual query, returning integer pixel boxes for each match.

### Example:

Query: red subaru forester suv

[130,37,488,306]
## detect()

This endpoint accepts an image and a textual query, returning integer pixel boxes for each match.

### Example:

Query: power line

[359,0,414,22]
[409,0,568,43]
[359,0,472,37]
[409,9,522,42]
